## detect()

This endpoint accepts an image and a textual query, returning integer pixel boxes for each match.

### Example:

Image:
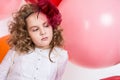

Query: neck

[36,46,50,50]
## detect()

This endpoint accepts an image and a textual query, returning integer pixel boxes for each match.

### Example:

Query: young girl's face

[26,12,53,49]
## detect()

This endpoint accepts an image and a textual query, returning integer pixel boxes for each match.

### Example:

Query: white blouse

[0,47,68,80]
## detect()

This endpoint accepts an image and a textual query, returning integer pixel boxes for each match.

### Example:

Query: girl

[0,0,68,80]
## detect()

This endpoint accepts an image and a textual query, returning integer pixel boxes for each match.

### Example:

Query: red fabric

[0,35,10,63]
[25,0,62,6]
[50,0,62,6]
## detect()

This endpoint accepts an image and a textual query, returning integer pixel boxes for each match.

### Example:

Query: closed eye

[32,28,39,32]
[43,22,50,27]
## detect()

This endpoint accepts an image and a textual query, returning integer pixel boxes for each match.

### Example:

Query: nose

[40,27,46,35]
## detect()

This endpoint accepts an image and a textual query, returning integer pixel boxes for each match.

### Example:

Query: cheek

[50,29,53,38]
[30,35,40,45]
[47,28,53,37]
[28,32,38,41]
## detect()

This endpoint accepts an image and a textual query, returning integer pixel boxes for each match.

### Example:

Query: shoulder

[6,49,16,57]
[1,49,16,64]
[6,48,19,59]
[54,46,68,61]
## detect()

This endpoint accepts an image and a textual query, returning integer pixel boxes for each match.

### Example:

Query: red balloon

[59,0,120,68]
[25,0,62,6]
[101,76,120,80]
[0,0,22,20]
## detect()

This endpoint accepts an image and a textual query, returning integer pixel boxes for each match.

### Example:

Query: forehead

[26,12,48,23]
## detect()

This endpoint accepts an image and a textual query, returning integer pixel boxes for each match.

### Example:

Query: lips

[41,37,48,41]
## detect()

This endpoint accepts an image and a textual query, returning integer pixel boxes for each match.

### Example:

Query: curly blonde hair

[8,2,64,62]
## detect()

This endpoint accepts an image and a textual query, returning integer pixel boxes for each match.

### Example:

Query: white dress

[0,47,68,80]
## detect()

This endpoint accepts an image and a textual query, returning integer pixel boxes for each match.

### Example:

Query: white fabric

[0,47,68,80]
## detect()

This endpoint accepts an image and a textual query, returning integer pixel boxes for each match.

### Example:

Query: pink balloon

[0,0,22,20]
[59,0,120,68]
